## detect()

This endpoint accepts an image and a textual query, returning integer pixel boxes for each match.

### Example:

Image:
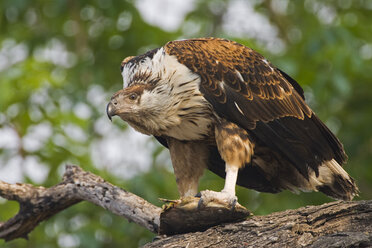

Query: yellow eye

[129,93,137,101]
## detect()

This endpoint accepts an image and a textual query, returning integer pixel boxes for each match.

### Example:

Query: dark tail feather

[314,159,358,201]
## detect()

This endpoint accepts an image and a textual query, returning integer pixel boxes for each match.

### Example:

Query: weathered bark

[0,165,161,241]
[147,200,372,248]
[159,197,250,235]
[0,165,248,241]
[0,165,371,247]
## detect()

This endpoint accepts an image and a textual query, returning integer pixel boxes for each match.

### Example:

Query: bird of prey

[106,38,358,206]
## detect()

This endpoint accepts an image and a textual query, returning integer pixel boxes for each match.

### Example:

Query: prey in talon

[107,38,358,214]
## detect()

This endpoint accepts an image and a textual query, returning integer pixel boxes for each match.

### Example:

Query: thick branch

[1,165,371,247]
[146,200,372,248]
[0,165,161,241]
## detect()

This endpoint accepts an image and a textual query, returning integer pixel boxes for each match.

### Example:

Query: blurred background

[0,0,371,247]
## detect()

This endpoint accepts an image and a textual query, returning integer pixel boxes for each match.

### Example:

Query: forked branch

[0,165,248,242]
[1,165,371,248]
[0,165,161,241]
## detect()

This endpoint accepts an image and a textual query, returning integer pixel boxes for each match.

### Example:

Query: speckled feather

[164,38,347,177]
[165,38,312,126]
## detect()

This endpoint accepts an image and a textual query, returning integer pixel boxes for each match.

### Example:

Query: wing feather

[164,38,347,178]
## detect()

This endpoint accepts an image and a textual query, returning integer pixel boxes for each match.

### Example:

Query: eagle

[106,38,358,206]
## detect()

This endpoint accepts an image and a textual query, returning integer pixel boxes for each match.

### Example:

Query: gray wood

[1,165,371,247]
[147,200,372,248]
[0,165,161,241]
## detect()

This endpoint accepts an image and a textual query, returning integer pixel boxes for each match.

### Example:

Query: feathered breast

[120,47,215,141]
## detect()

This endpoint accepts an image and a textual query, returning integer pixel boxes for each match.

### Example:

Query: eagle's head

[106,83,157,135]
[106,47,212,139]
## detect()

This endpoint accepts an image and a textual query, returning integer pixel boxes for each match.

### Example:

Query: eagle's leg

[166,137,209,197]
[222,165,239,196]
[198,119,254,208]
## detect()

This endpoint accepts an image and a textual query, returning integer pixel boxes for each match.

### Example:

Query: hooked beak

[106,101,116,121]
[107,89,127,122]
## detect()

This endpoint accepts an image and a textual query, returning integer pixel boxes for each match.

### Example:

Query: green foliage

[1,0,371,247]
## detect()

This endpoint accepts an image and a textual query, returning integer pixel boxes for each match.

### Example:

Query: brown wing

[165,38,312,128]
[164,38,347,178]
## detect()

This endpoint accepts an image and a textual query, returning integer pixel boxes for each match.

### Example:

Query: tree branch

[146,200,372,248]
[0,165,248,242]
[0,165,161,241]
[1,165,371,247]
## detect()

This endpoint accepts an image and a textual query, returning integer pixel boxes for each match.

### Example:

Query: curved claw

[230,197,237,211]
[197,197,204,210]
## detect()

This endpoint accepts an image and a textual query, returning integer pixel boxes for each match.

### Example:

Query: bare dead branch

[1,165,371,247]
[0,165,249,242]
[0,165,161,241]
[146,200,372,248]
[159,197,250,235]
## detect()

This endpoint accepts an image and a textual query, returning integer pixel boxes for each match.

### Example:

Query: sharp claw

[231,198,237,210]
[197,197,204,210]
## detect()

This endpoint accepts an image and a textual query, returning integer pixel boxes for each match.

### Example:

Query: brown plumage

[165,38,312,123]
[215,119,254,168]
[107,38,358,204]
